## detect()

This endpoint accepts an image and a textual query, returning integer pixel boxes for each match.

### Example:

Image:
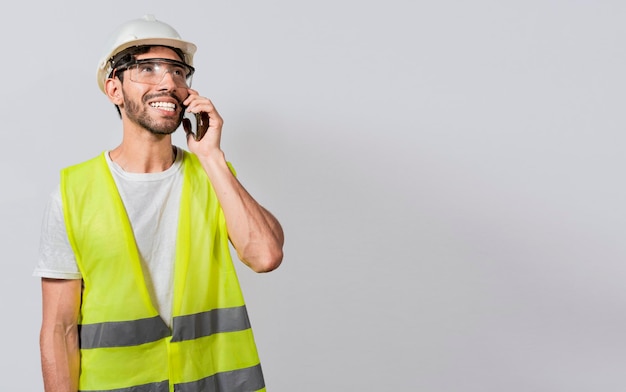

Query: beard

[123,92,185,136]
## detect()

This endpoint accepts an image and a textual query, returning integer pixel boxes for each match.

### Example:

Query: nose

[157,70,178,90]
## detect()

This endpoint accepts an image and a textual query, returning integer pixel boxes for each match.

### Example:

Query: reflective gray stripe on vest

[79,315,171,349]
[79,380,169,392]
[171,305,251,342]
[174,364,265,392]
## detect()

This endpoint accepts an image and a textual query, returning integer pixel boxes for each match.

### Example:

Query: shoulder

[61,152,107,175]
[60,152,112,200]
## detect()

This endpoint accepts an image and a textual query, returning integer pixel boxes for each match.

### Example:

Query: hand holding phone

[183,109,210,141]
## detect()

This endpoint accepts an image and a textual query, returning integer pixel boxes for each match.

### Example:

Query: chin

[148,127,178,136]
[144,118,181,136]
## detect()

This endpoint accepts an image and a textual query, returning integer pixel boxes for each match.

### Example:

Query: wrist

[196,149,229,175]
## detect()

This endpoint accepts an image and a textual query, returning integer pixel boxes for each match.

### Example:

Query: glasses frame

[113,58,195,88]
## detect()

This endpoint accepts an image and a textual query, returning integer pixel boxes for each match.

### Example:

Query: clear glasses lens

[127,59,194,88]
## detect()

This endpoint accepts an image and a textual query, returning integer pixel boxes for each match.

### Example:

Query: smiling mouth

[150,101,176,112]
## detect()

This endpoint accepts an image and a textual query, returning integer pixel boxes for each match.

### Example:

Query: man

[34,15,284,392]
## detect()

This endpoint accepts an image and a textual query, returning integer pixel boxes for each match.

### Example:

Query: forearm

[40,323,80,391]
[198,151,284,272]
[40,278,82,392]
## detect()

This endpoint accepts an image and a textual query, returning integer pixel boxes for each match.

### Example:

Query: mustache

[143,92,184,106]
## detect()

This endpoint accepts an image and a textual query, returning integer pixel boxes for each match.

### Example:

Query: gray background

[2,0,625,390]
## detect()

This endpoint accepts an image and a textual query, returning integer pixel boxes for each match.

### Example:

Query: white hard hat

[96,14,197,93]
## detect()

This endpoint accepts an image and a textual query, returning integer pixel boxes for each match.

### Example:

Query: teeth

[150,102,176,111]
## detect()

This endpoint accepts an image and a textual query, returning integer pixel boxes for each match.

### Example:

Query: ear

[104,78,124,105]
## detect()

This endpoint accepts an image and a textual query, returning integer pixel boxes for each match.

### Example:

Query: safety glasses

[114,58,195,88]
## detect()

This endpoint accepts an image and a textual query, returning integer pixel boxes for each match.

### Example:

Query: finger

[183,89,200,106]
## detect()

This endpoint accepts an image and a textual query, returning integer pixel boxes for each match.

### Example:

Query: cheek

[174,87,191,102]
[121,83,150,102]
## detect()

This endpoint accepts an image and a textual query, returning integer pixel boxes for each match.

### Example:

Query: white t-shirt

[34,147,184,327]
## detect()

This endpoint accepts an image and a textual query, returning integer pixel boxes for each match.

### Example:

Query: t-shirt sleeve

[33,185,82,280]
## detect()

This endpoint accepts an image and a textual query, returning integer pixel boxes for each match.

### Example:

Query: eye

[171,65,186,77]
[137,63,157,74]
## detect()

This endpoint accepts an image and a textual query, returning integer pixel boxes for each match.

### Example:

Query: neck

[110,136,177,173]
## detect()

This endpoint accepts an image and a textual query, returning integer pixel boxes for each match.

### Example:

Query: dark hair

[108,45,187,118]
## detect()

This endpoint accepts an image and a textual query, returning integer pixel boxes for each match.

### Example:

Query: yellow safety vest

[61,151,265,392]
